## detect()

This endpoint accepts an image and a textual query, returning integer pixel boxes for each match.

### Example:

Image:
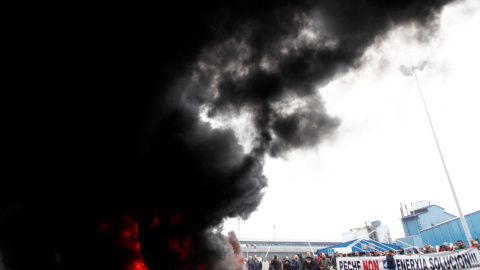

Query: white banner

[337,248,480,270]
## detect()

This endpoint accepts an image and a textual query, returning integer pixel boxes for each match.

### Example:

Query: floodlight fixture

[399,61,428,76]
[399,65,413,76]
[418,61,427,71]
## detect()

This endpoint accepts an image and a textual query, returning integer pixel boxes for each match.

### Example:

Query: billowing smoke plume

[2,0,453,269]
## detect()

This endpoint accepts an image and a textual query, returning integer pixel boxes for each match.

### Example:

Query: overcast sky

[221,0,480,242]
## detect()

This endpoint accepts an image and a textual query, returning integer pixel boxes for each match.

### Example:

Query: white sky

[221,0,480,242]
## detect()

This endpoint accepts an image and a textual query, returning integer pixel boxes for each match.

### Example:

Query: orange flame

[229,240,245,265]
[99,215,148,270]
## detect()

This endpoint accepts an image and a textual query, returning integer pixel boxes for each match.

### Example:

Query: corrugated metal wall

[420,210,480,247]
[396,210,480,249]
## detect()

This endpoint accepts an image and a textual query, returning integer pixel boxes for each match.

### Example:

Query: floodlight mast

[399,61,472,241]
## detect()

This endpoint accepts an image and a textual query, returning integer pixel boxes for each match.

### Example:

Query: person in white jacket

[262,257,270,270]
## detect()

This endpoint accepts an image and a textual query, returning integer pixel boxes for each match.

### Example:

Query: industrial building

[238,238,341,260]
[342,220,393,244]
[418,210,480,247]
[395,200,480,249]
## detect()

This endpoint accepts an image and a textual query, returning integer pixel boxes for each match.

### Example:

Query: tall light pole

[399,61,472,241]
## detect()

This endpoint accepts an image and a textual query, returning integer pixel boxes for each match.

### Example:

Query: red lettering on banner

[361,260,379,270]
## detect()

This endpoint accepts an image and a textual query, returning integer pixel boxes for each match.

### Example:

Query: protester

[318,253,331,270]
[473,241,480,249]
[397,247,404,255]
[305,252,314,270]
[262,257,270,270]
[271,255,282,270]
[297,253,306,270]
[419,248,425,254]
[469,238,475,248]
[291,255,299,270]
[365,251,371,257]
[423,243,430,253]
[385,250,396,270]
[412,246,420,254]
[247,256,255,270]
[354,251,360,257]
[255,257,263,270]
[406,250,412,256]
[443,242,452,251]
[331,252,338,270]
[283,256,292,270]
[313,254,320,270]
[438,245,447,252]
[454,240,467,250]
[429,246,435,253]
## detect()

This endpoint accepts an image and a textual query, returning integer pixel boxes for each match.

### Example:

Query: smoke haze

[1,0,454,269]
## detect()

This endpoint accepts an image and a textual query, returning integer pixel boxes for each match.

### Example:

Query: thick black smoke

[2,0,453,269]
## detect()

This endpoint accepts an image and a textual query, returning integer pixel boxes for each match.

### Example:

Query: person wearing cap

[385,250,396,270]
[297,253,306,270]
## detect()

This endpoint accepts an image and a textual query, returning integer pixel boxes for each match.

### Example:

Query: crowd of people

[398,238,480,255]
[245,252,335,270]
[244,238,480,270]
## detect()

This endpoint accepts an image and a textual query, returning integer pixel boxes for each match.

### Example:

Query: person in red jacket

[469,238,476,248]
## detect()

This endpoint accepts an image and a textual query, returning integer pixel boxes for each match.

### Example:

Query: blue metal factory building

[418,210,480,247]
[396,200,479,249]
